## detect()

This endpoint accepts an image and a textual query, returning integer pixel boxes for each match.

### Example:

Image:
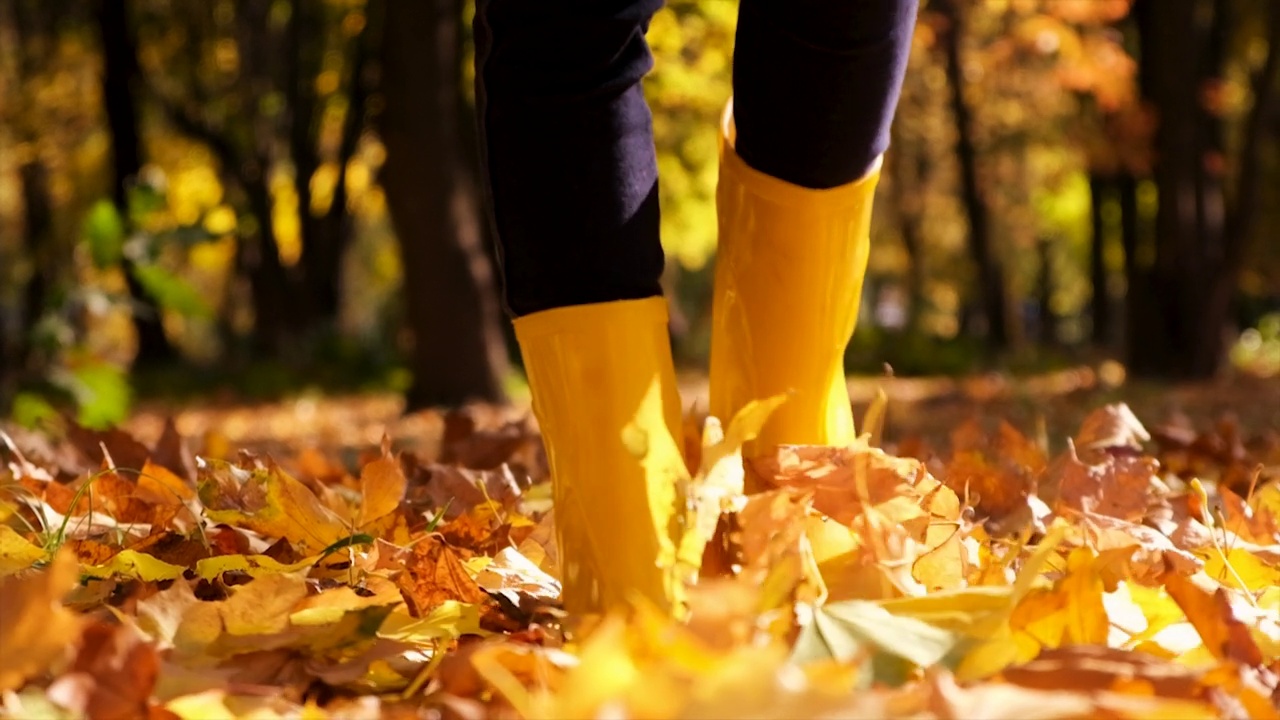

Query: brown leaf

[126,531,212,569]
[393,535,495,618]
[1001,645,1208,699]
[150,417,196,483]
[1074,403,1151,455]
[441,407,539,470]
[941,420,1043,522]
[65,421,151,475]
[45,621,161,720]
[1051,444,1158,522]
[414,464,527,521]
[748,442,936,526]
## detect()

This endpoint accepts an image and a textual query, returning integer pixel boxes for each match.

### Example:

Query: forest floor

[120,366,1280,467]
[4,368,1278,718]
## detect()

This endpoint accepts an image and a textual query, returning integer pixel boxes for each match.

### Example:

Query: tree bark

[888,128,928,333]
[938,0,1008,348]
[1127,0,1278,378]
[96,0,177,366]
[1088,173,1113,347]
[18,161,55,370]
[376,0,509,407]
[1038,236,1060,346]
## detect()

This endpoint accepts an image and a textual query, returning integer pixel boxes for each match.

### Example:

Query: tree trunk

[376,0,509,407]
[1127,0,1278,378]
[18,160,55,368]
[889,127,928,333]
[238,174,301,356]
[939,0,1008,348]
[1088,173,1113,347]
[1117,172,1147,361]
[96,0,176,367]
[285,0,321,326]
[1037,236,1059,346]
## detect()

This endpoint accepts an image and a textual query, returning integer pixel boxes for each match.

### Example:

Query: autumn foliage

[2,397,1278,719]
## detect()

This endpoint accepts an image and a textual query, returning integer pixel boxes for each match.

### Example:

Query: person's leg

[474,0,666,317]
[732,0,918,189]
[473,0,686,615]
[709,0,918,462]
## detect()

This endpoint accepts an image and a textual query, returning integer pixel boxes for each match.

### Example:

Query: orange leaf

[358,445,407,526]
[1161,570,1264,666]
[394,535,496,618]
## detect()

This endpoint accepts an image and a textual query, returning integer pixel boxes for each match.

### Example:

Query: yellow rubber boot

[514,297,686,615]
[709,102,882,463]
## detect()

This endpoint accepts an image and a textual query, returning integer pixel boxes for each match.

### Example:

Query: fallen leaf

[941,419,1043,522]
[151,417,196,482]
[135,580,203,650]
[193,553,317,580]
[0,525,47,576]
[1051,444,1159,522]
[197,458,349,555]
[136,459,196,506]
[1161,569,1265,666]
[358,441,406,527]
[473,546,562,608]
[999,645,1219,709]
[65,421,151,475]
[0,549,82,691]
[392,535,495,618]
[45,621,161,720]
[1074,403,1151,455]
[790,599,962,682]
[81,549,186,582]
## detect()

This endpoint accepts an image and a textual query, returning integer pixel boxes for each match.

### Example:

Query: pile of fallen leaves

[1,399,1278,719]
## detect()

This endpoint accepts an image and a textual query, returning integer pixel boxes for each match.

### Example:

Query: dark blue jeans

[473,0,919,318]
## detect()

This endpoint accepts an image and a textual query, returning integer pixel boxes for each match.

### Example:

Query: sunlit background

[1,0,1278,433]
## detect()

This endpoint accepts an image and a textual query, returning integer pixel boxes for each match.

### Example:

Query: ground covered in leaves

[2,384,1279,719]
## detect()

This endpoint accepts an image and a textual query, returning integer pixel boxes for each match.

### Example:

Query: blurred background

[1,0,1279,434]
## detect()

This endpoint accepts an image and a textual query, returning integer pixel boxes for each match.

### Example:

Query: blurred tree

[5,0,64,388]
[139,0,374,355]
[1128,0,1280,378]
[375,0,508,406]
[936,0,1009,349]
[95,0,175,367]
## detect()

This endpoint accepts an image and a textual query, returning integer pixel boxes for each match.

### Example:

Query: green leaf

[126,183,168,221]
[84,200,125,269]
[318,533,376,560]
[130,263,212,318]
[10,393,58,429]
[791,600,963,685]
[49,362,132,430]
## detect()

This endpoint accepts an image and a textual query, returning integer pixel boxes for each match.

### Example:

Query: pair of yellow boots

[515,106,880,615]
